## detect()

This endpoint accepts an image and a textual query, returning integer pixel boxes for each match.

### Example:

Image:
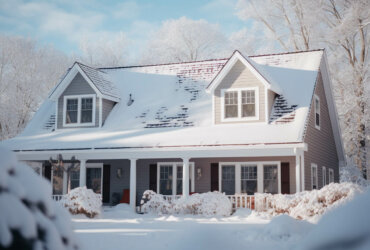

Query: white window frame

[157,162,195,195]
[322,166,327,187]
[219,161,281,194]
[63,94,96,127]
[328,168,334,183]
[220,87,259,122]
[314,94,320,130]
[311,163,318,189]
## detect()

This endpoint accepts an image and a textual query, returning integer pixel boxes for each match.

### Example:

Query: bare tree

[141,17,229,64]
[236,0,370,176]
[0,35,70,140]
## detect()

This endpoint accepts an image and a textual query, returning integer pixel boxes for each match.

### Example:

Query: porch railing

[226,194,256,210]
[52,194,102,201]
[162,195,182,202]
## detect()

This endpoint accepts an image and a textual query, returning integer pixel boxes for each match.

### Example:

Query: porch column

[182,158,190,198]
[301,151,305,191]
[62,171,68,194]
[295,149,301,193]
[130,158,137,211]
[79,159,86,187]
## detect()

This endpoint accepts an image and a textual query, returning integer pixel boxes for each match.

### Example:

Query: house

[0,49,345,210]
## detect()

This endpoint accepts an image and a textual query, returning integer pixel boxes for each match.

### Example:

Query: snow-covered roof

[2,50,325,151]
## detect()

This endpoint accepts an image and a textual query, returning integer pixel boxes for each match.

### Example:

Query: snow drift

[255,182,363,221]
[141,191,232,217]
[0,146,78,250]
[60,187,102,218]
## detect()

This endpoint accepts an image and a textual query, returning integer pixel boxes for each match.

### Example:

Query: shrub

[255,182,364,221]
[0,146,78,250]
[141,191,232,216]
[60,187,102,218]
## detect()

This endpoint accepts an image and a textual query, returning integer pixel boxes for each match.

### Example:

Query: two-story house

[0,49,345,210]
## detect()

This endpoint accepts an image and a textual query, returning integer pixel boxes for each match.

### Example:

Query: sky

[0,0,250,57]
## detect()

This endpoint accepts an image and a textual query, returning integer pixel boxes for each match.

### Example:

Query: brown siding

[214,60,266,124]
[57,73,99,129]
[304,72,339,190]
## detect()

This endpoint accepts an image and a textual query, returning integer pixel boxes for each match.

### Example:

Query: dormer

[49,62,120,129]
[207,51,281,124]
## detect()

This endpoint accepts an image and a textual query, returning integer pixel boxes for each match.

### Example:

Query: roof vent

[127,94,134,106]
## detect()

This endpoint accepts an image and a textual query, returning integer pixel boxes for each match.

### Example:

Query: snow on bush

[60,187,102,218]
[302,187,370,250]
[0,146,78,250]
[141,191,232,217]
[255,182,364,221]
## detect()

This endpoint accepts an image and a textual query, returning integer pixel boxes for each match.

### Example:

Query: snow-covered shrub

[255,182,364,221]
[340,158,369,187]
[302,187,370,250]
[141,191,232,216]
[60,187,102,218]
[0,146,78,250]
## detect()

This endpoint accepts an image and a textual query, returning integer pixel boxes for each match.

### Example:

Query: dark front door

[149,164,157,192]
[281,162,290,194]
[210,163,219,191]
[102,165,110,203]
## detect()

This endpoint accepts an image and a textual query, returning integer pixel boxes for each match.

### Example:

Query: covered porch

[18,143,307,211]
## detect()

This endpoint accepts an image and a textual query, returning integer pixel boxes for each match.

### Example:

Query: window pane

[66,99,78,124]
[70,169,80,190]
[81,98,93,123]
[264,165,278,194]
[224,91,238,118]
[222,165,235,195]
[241,165,257,195]
[86,168,102,194]
[160,165,173,195]
[52,168,64,195]
[242,104,255,117]
[312,166,318,189]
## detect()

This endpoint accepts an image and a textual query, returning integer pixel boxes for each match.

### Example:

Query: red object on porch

[120,189,130,204]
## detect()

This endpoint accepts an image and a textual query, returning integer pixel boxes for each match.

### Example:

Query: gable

[213,60,266,124]
[61,72,96,96]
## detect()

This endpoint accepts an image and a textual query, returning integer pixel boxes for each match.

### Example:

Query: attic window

[221,87,259,122]
[63,94,96,127]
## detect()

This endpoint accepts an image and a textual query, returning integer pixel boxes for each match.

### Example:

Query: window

[242,90,255,117]
[311,164,318,189]
[322,166,327,187]
[70,169,80,190]
[63,95,96,127]
[219,162,281,194]
[157,162,195,195]
[329,169,334,183]
[224,91,238,118]
[66,98,78,124]
[222,87,259,121]
[222,165,235,195]
[241,165,257,195]
[314,95,320,129]
[263,165,278,194]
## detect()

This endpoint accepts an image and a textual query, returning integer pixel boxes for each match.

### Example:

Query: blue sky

[0,0,250,56]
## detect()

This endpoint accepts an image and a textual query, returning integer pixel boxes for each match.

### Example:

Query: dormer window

[63,94,96,127]
[221,87,259,121]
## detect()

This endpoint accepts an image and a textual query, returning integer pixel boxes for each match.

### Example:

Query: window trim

[219,161,281,194]
[322,166,327,187]
[63,94,96,127]
[328,168,334,183]
[220,87,259,122]
[156,162,195,195]
[314,94,320,130]
[311,163,318,189]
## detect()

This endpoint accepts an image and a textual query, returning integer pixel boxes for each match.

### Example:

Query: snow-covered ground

[72,205,311,250]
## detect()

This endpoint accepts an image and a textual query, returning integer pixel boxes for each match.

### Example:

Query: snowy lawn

[72,205,312,250]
